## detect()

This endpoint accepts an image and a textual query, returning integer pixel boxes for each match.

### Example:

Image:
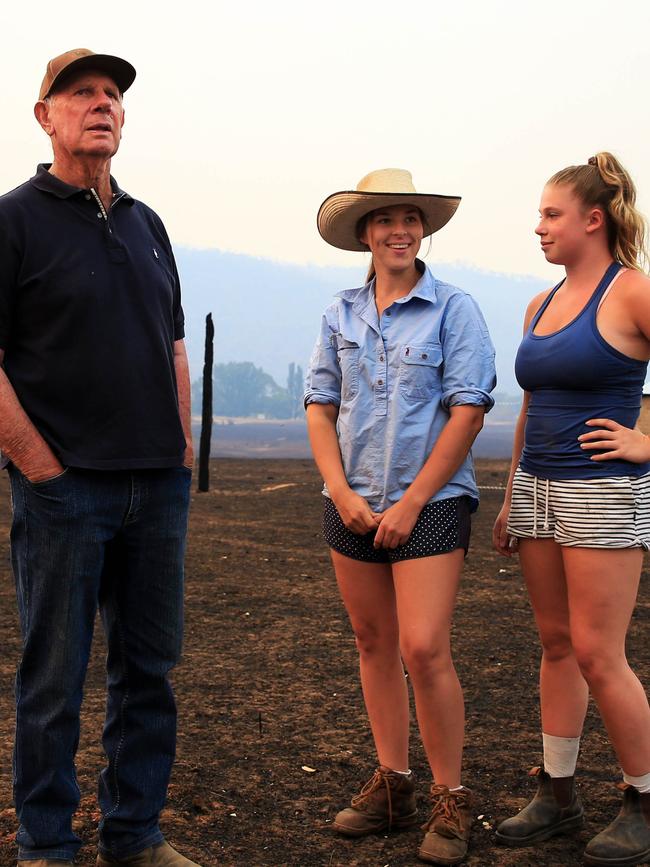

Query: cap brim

[317,190,461,252]
[43,53,136,99]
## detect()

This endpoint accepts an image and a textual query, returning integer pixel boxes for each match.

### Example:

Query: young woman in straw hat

[305,168,496,865]
[493,152,650,866]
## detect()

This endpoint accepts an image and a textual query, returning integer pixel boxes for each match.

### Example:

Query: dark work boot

[17,861,72,866]
[584,784,650,866]
[333,766,418,836]
[96,841,201,865]
[495,766,584,846]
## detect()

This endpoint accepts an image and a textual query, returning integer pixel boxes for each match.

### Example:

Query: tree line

[191,361,305,419]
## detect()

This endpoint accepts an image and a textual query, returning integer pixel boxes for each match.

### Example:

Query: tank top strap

[596,264,627,312]
[588,261,624,315]
[530,262,624,333]
[529,279,565,331]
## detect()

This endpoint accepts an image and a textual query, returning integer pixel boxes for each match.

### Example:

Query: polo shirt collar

[30,163,134,204]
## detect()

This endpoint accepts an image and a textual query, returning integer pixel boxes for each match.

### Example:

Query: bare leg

[563,546,650,776]
[519,539,588,737]
[392,550,465,788]
[331,550,409,771]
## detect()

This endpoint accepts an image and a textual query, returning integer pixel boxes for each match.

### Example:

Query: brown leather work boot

[96,841,201,866]
[418,785,473,864]
[584,784,650,866]
[17,861,71,866]
[495,765,584,846]
[332,765,418,836]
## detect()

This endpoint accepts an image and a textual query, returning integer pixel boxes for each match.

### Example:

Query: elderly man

[0,49,200,866]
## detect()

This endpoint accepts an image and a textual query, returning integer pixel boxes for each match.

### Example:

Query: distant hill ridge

[176,247,547,394]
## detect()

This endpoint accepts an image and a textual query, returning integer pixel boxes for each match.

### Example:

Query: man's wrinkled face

[36,70,125,162]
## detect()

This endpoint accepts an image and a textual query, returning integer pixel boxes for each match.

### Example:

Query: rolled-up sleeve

[304,312,342,408]
[439,292,496,411]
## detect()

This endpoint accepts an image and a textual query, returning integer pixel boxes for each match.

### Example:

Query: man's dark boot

[584,784,650,866]
[17,861,71,866]
[333,766,418,836]
[96,841,201,865]
[495,766,584,846]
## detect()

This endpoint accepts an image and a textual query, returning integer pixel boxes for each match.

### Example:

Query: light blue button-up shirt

[304,262,496,512]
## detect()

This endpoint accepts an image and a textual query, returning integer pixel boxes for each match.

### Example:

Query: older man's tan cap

[38,48,136,101]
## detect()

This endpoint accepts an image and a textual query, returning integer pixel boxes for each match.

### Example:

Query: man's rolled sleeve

[303,314,342,408]
[440,292,496,412]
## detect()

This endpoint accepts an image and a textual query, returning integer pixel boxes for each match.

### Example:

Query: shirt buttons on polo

[378,379,383,385]
[97,213,103,218]
[385,310,392,316]
[84,193,91,200]
[379,355,385,362]
[422,353,428,359]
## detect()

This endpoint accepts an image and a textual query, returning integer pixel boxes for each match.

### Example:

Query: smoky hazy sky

[1,0,648,281]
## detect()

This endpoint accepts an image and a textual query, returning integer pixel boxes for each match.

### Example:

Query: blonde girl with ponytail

[493,153,650,867]
[550,152,648,271]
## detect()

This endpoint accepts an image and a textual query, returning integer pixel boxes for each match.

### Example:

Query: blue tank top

[515,262,649,480]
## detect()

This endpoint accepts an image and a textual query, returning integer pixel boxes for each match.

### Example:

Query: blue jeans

[8,465,191,862]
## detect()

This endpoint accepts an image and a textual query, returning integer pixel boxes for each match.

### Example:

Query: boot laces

[423,785,467,839]
[351,768,395,828]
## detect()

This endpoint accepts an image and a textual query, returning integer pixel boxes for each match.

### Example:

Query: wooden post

[198,313,214,492]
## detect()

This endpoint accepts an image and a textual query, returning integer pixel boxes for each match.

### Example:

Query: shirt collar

[30,163,134,204]
[336,259,439,312]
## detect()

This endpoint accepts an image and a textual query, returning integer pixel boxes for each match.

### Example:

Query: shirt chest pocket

[331,334,361,401]
[399,343,443,401]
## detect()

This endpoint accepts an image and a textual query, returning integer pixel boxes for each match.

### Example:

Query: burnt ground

[0,458,648,867]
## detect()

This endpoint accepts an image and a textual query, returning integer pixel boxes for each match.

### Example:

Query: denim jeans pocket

[24,467,70,489]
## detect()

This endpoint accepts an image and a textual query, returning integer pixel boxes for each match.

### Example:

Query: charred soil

[0,459,648,866]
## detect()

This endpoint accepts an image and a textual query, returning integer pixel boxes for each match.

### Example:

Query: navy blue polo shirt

[0,164,186,469]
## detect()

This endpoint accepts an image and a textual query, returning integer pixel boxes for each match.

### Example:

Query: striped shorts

[506,467,650,549]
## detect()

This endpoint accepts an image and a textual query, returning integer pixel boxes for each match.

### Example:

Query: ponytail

[549,152,648,271]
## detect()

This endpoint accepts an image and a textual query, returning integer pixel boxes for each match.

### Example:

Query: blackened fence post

[198,313,214,492]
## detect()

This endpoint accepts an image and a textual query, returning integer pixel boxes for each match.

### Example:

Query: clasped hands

[333,490,420,549]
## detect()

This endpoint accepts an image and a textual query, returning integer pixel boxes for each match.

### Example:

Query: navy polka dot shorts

[323,496,472,563]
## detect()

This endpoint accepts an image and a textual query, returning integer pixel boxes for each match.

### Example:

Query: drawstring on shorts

[532,476,550,537]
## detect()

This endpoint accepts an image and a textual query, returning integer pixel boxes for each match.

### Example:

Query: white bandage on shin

[542,733,580,778]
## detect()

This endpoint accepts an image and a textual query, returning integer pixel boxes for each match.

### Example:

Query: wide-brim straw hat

[317,168,461,252]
